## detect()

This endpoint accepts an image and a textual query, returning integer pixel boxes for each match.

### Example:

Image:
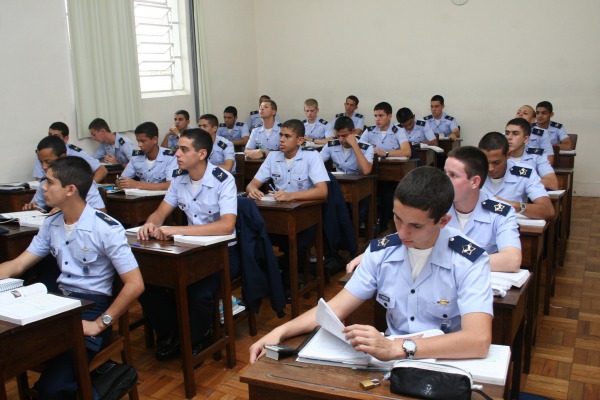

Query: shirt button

[383,302,387,307]
[65,241,69,245]
[410,289,415,294]
[443,314,448,318]
[194,215,197,218]
[410,316,415,321]
[193,198,196,201]
[65,261,68,265]
[67,274,71,278]
[83,258,86,262]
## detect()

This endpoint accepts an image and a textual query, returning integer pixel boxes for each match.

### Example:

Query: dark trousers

[139,245,241,344]
[36,293,111,400]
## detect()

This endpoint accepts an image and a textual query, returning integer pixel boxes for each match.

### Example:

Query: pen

[352,366,391,372]
[269,184,277,192]
[34,206,48,214]
[281,362,306,368]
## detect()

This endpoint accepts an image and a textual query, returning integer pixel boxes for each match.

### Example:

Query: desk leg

[510,318,524,400]
[315,217,324,300]
[174,261,196,399]
[544,221,556,316]
[0,361,6,400]
[288,220,300,318]
[71,315,93,400]
[220,245,236,368]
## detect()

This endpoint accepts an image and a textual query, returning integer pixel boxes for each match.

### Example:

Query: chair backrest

[568,133,577,149]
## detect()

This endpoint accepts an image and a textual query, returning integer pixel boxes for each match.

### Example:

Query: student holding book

[0,156,144,399]
[249,167,493,363]
[137,128,239,361]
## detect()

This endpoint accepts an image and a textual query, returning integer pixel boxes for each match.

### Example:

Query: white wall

[253,0,600,196]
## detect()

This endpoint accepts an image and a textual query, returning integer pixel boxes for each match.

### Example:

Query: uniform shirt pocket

[198,205,221,223]
[72,249,99,275]
[291,173,309,191]
[425,297,460,320]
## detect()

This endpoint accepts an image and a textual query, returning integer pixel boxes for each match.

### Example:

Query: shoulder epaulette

[445,115,455,121]
[526,148,544,155]
[212,167,228,182]
[254,123,264,129]
[302,119,308,123]
[118,137,125,145]
[172,168,188,178]
[416,120,426,127]
[327,139,341,147]
[355,113,364,118]
[449,236,485,262]
[366,126,375,131]
[236,121,245,127]
[423,114,433,120]
[370,233,402,252]
[531,128,544,136]
[250,110,258,115]
[218,123,226,127]
[481,199,510,216]
[336,112,344,118]
[303,147,317,151]
[163,149,176,156]
[277,123,282,127]
[132,150,144,157]
[550,121,563,129]
[358,142,371,150]
[96,211,118,226]
[217,140,227,150]
[391,125,398,133]
[68,144,82,152]
[319,118,329,125]
[509,165,532,178]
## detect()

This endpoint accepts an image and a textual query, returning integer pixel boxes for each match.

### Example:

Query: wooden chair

[568,133,577,149]
[17,281,139,400]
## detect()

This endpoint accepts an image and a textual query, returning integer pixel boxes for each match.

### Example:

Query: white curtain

[67,0,142,138]
[192,0,211,115]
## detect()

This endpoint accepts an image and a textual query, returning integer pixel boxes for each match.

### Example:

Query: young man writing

[32,121,108,183]
[161,109,191,151]
[535,101,573,150]
[424,95,460,140]
[217,106,250,147]
[332,95,365,135]
[198,113,236,173]
[118,121,178,190]
[302,98,334,144]
[479,132,554,221]
[90,118,135,168]
[397,107,438,146]
[245,99,282,160]
[250,167,492,363]
[505,118,558,190]
[0,156,144,399]
[137,129,239,360]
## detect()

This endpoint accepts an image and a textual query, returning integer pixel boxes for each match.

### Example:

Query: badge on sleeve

[68,144,82,152]
[531,128,544,136]
[217,140,227,150]
[358,142,371,150]
[328,139,341,147]
[526,148,544,155]
[163,149,176,156]
[132,150,144,156]
[118,137,125,146]
[449,236,485,262]
[172,168,189,177]
[212,167,228,182]
[509,166,532,178]
[416,120,426,127]
[481,199,510,216]
[370,233,402,252]
[96,211,118,226]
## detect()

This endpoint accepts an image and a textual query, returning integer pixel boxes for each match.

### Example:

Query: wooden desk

[518,223,547,374]
[336,174,377,245]
[102,166,124,184]
[376,158,418,182]
[553,152,575,169]
[106,193,165,227]
[0,224,38,262]
[0,189,36,212]
[555,168,573,243]
[240,346,506,400]
[437,137,462,153]
[1,300,94,400]
[244,159,264,185]
[128,237,236,399]
[256,200,325,318]
[546,192,565,315]
[415,148,435,167]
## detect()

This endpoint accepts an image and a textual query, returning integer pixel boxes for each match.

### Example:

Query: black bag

[389,360,492,400]
[91,360,138,400]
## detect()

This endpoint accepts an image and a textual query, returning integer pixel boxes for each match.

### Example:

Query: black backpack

[91,360,138,400]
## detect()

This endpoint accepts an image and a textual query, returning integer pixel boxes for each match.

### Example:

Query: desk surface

[0,189,36,213]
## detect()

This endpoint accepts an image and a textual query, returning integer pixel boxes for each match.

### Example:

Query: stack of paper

[259,193,276,202]
[516,215,546,227]
[125,226,142,236]
[172,233,235,246]
[123,189,168,197]
[491,269,530,288]
[559,150,576,155]
[419,143,444,153]
[385,156,409,161]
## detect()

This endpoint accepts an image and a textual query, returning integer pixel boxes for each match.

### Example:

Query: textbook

[419,143,444,153]
[296,299,443,368]
[123,188,168,197]
[0,283,81,325]
[0,278,24,292]
[172,232,235,246]
[491,269,530,288]
[516,215,546,227]
[384,156,409,161]
[436,344,511,385]
[0,210,49,227]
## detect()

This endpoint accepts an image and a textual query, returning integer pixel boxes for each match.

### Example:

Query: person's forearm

[410,323,491,360]
[352,146,372,175]
[136,181,171,190]
[541,174,558,191]
[489,248,521,272]
[93,166,108,183]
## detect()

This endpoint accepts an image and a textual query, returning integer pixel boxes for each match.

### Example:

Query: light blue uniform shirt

[333,112,365,131]
[217,122,250,141]
[360,125,408,152]
[209,136,236,173]
[303,119,332,140]
[423,112,458,137]
[26,205,138,296]
[164,162,237,226]
[447,192,521,255]
[33,181,105,210]
[400,120,436,143]
[121,147,178,183]
[33,144,102,180]
[482,159,549,203]
[535,121,569,145]
[345,227,493,335]
[320,139,374,175]
[253,148,330,192]
[526,127,554,156]
[247,111,280,131]
[513,150,555,179]
[93,133,135,165]
[245,124,282,151]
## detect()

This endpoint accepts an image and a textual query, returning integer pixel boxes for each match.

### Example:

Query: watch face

[404,339,417,352]
[102,314,112,325]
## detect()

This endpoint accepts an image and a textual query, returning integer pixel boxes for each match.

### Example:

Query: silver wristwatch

[101,313,113,327]
[519,202,527,214]
[403,338,417,359]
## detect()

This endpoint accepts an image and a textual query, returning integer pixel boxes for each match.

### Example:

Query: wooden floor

[4,196,599,399]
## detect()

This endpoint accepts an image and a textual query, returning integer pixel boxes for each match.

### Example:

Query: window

[133,0,184,93]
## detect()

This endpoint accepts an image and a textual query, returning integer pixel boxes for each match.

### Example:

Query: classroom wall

[252,0,599,196]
